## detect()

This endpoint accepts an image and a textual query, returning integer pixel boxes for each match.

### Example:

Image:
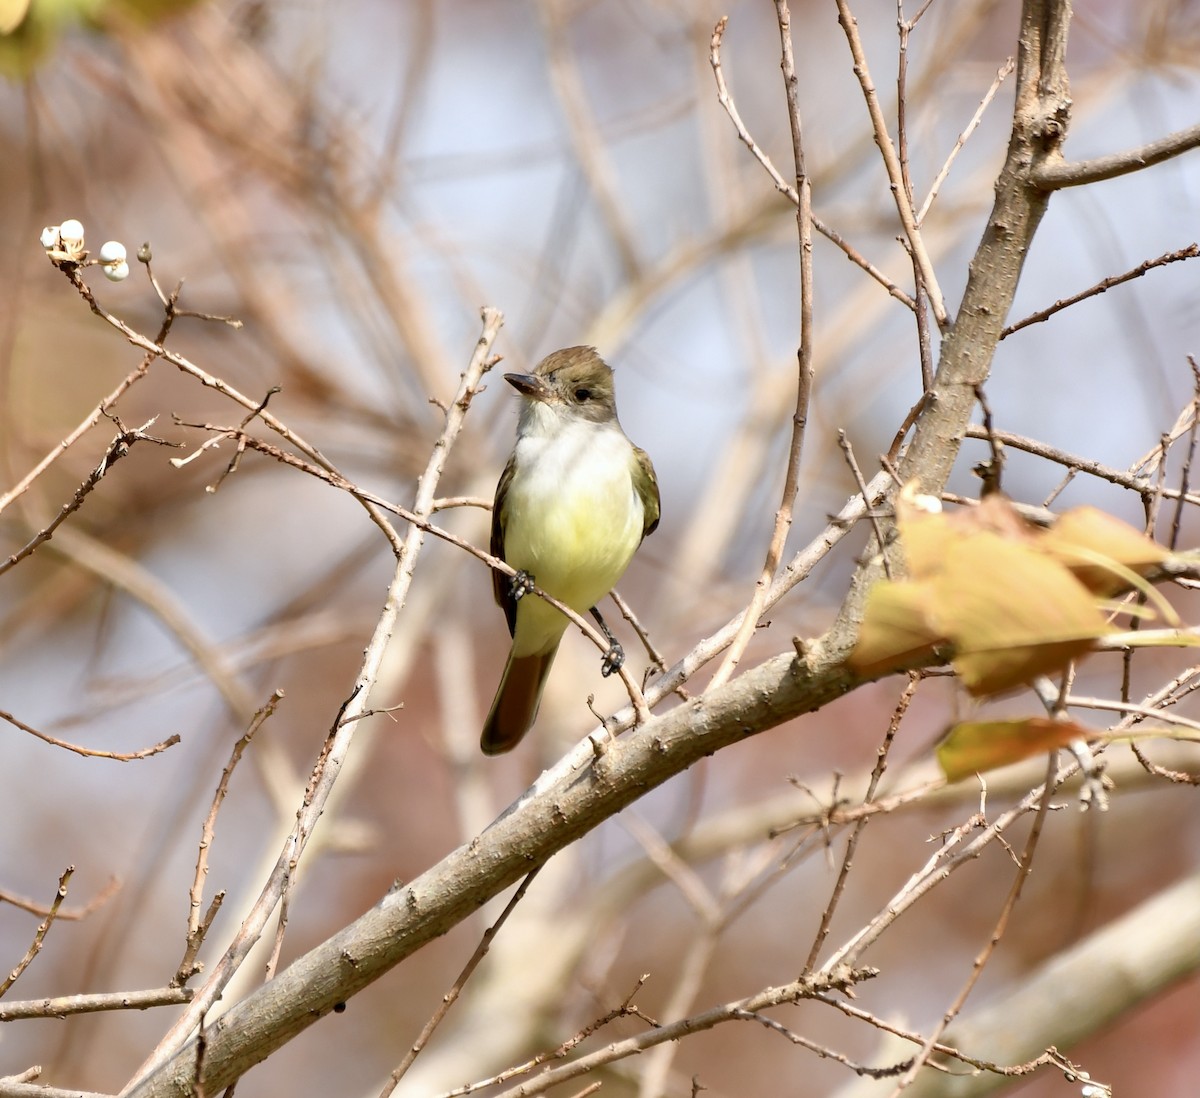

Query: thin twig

[834,0,947,325]
[709,17,917,311]
[709,1,816,691]
[379,867,543,1095]
[176,692,284,986]
[1001,243,1200,337]
[1,868,74,997]
[916,57,1016,225]
[837,431,891,579]
[0,710,180,762]
[0,876,118,921]
[885,752,1056,1093]
[0,420,176,578]
[805,676,916,970]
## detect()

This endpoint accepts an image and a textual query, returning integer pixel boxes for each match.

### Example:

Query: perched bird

[480,347,660,755]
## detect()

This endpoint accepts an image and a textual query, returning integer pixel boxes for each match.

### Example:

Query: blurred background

[1,0,1199,1094]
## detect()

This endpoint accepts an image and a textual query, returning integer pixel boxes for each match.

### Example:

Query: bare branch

[1033,119,1200,189]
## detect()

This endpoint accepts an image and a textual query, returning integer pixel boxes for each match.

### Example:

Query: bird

[480,346,660,755]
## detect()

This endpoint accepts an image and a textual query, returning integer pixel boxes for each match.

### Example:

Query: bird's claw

[510,570,535,601]
[600,642,625,677]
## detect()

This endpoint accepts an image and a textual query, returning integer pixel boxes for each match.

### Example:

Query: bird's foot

[600,641,625,677]
[510,570,536,601]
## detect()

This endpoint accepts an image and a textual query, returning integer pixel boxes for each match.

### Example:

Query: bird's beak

[504,372,554,402]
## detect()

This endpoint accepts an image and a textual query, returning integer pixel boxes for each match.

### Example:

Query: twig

[885,753,1056,1093]
[962,424,1200,504]
[0,986,193,1022]
[121,307,506,1093]
[0,710,180,762]
[54,263,403,553]
[709,17,916,311]
[379,868,543,1095]
[0,271,185,519]
[0,1081,114,1098]
[837,431,891,579]
[805,676,916,970]
[1032,119,1200,189]
[485,968,876,1098]
[709,0,816,691]
[916,57,1016,225]
[0,419,176,578]
[0,876,118,921]
[1001,243,1200,337]
[441,978,652,1098]
[834,0,947,325]
[1,868,74,997]
[176,692,284,986]
[733,1008,907,1077]
[1166,359,1200,551]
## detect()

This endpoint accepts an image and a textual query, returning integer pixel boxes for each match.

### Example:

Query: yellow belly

[503,435,644,656]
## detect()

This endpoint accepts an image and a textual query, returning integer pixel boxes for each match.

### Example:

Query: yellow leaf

[848,581,944,677]
[1040,506,1167,595]
[937,717,1094,782]
[930,530,1111,695]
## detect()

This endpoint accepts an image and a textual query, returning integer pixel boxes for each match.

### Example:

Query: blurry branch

[0,877,119,922]
[831,869,1200,1098]
[0,987,193,1022]
[0,419,176,578]
[1032,118,1200,189]
[538,0,642,281]
[122,306,505,1093]
[1000,243,1200,337]
[120,8,454,402]
[834,0,947,325]
[0,867,73,998]
[0,709,179,762]
[710,0,816,691]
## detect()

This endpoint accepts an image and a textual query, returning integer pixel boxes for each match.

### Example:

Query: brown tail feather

[480,645,559,755]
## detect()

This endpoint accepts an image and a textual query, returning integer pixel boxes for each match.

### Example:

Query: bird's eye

[574,387,591,402]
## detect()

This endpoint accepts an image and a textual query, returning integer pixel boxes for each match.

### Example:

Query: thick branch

[833,0,1073,636]
[125,635,871,1096]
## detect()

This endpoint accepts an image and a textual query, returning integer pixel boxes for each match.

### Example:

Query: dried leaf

[937,717,1093,782]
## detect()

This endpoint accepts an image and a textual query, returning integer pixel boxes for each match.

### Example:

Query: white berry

[59,219,85,245]
[99,240,127,264]
[40,225,60,250]
[102,261,131,283]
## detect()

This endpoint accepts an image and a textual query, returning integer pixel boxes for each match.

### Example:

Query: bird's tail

[480,643,560,755]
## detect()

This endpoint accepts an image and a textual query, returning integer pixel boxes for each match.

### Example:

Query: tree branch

[1032,119,1200,190]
